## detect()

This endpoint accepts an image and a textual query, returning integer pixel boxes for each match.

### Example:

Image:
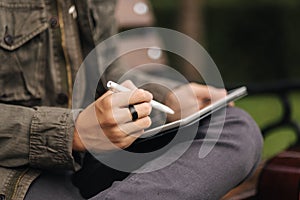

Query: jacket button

[49,17,59,28]
[56,93,69,105]
[0,194,5,200]
[4,35,13,46]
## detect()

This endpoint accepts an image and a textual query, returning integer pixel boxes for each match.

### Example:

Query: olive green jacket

[0,0,120,199]
[0,0,181,199]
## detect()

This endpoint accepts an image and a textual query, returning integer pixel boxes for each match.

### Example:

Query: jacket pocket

[0,1,48,102]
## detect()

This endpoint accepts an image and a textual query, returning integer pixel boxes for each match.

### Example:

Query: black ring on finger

[128,105,138,121]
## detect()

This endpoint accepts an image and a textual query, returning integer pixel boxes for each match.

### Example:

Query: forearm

[0,103,76,170]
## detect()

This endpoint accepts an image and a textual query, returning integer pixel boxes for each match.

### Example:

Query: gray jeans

[25,107,263,200]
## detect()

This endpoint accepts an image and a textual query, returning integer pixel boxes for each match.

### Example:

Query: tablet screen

[142,86,247,138]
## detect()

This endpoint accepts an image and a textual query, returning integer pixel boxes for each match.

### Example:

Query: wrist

[73,128,86,152]
[71,109,86,152]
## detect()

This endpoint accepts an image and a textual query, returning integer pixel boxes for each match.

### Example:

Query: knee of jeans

[226,107,263,148]
[225,107,264,175]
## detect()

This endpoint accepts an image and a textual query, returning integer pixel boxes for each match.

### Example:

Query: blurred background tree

[150,0,300,158]
[150,0,300,86]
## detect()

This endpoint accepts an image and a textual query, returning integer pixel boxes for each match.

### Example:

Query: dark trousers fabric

[25,107,263,200]
[24,171,84,200]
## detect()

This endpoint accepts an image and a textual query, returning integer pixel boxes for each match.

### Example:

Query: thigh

[25,171,84,200]
[91,107,263,200]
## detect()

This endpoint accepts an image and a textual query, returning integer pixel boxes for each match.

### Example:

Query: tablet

[142,86,248,138]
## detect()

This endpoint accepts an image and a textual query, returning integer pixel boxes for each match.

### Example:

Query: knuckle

[124,80,134,86]
[107,128,123,141]
[110,126,120,135]
[101,114,117,127]
[118,140,131,149]
[133,89,152,103]
[100,120,110,127]
[140,102,152,115]
[112,134,123,143]
[135,89,146,100]
[143,116,152,128]
[102,97,112,109]
[127,80,134,84]
[97,107,106,116]
[94,102,102,112]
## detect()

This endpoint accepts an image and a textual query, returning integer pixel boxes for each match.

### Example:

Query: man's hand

[164,83,228,122]
[73,81,153,152]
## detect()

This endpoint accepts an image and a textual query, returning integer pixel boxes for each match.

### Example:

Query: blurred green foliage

[150,0,300,10]
[205,3,300,85]
[208,0,300,6]
[150,0,300,158]
[236,92,300,159]
[150,0,300,85]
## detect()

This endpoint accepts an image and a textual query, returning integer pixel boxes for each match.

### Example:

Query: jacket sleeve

[0,103,76,170]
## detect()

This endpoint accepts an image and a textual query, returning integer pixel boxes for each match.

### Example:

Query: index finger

[111,89,153,107]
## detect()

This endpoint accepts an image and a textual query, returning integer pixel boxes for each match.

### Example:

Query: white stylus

[107,81,175,115]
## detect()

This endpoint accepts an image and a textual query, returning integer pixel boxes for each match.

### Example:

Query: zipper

[57,1,73,108]
[9,168,29,200]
